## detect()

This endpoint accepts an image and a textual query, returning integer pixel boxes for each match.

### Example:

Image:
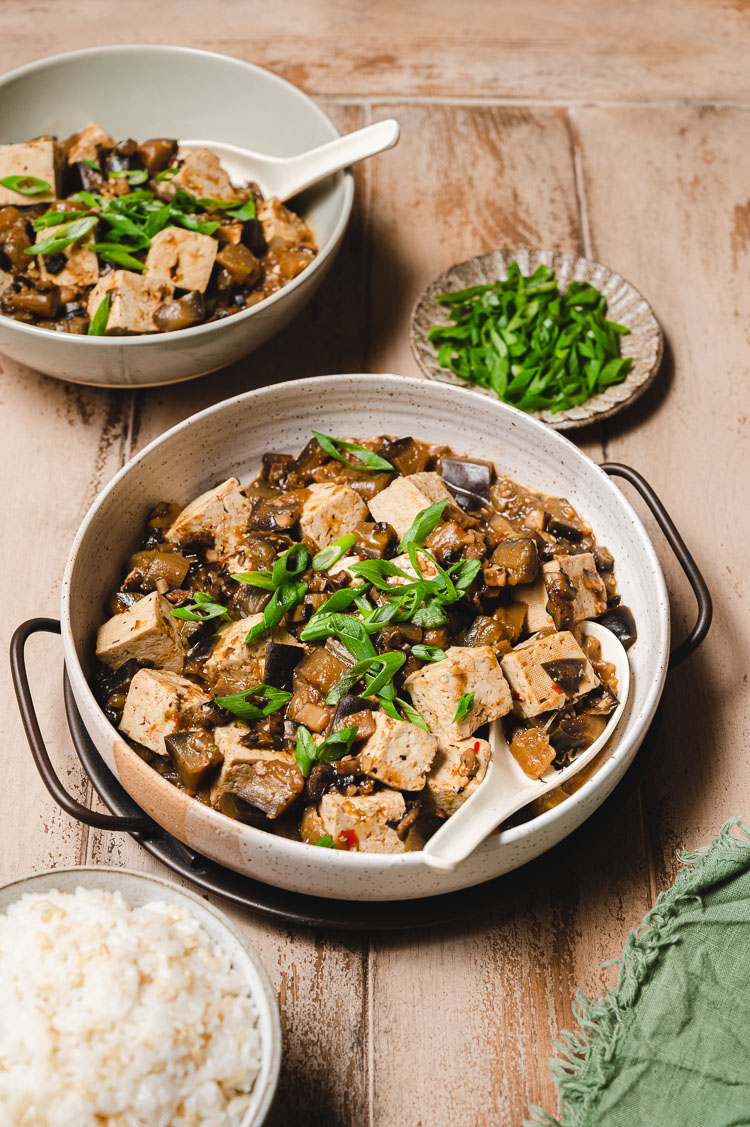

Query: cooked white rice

[0,887,262,1127]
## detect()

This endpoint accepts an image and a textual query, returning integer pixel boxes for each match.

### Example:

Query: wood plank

[1,1,750,103]
[574,104,750,889]
[365,104,651,1126]
[0,362,131,875]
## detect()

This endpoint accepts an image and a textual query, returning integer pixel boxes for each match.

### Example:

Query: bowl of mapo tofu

[61,375,670,900]
[0,46,353,385]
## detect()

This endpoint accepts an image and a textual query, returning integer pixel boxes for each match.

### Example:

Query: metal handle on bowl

[600,463,712,667]
[9,618,152,833]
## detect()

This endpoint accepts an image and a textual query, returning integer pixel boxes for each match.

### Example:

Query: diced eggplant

[541,658,587,695]
[379,436,431,476]
[596,605,637,649]
[67,160,107,194]
[104,138,142,175]
[137,138,178,176]
[544,498,588,542]
[353,519,396,559]
[229,584,271,618]
[332,695,377,726]
[440,457,492,506]
[332,709,376,739]
[509,728,556,779]
[125,549,190,591]
[544,566,577,629]
[463,615,508,651]
[248,491,305,532]
[375,621,423,653]
[5,287,61,318]
[490,537,539,585]
[213,790,267,825]
[591,542,615,572]
[232,759,305,818]
[241,218,268,258]
[264,641,304,690]
[585,684,619,715]
[548,713,588,753]
[303,761,335,804]
[295,647,350,695]
[216,242,262,286]
[109,590,142,616]
[261,452,294,488]
[164,729,223,793]
[153,291,205,332]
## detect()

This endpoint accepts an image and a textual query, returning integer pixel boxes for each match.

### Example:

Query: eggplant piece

[379,436,431,476]
[375,621,423,653]
[585,684,619,716]
[303,761,335,803]
[541,658,587,695]
[332,709,376,739]
[109,590,142,615]
[153,291,205,332]
[596,605,637,649]
[491,537,539,586]
[548,713,588,753]
[248,492,305,532]
[509,728,556,779]
[295,647,351,695]
[544,498,588,542]
[125,549,190,592]
[261,452,294,489]
[463,615,507,651]
[104,138,142,175]
[137,138,178,176]
[241,218,268,258]
[332,695,377,726]
[440,457,492,506]
[67,160,108,195]
[164,730,223,793]
[353,519,396,559]
[544,566,577,629]
[265,641,304,690]
[6,287,61,318]
[216,242,262,286]
[228,758,305,818]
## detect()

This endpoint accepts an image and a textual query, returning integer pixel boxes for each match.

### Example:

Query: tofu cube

[95,591,184,672]
[367,472,452,539]
[119,668,210,755]
[318,791,423,853]
[404,645,513,737]
[359,711,438,791]
[203,614,300,692]
[0,139,58,205]
[542,552,608,627]
[426,733,491,819]
[512,577,555,633]
[500,630,599,718]
[258,198,316,249]
[161,147,240,201]
[164,478,253,561]
[86,270,172,334]
[300,482,368,549]
[66,122,114,165]
[37,227,99,288]
[145,226,218,294]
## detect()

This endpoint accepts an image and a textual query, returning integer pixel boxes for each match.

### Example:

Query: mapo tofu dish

[0,123,317,334]
[93,432,637,854]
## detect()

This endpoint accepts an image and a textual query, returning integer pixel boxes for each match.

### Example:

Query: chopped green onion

[214,683,291,722]
[27,215,98,256]
[411,644,447,662]
[109,169,149,185]
[33,209,91,230]
[87,293,111,336]
[295,724,360,778]
[312,533,357,571]
[295,725,318,777]
[299,611,376,662]
[271,543,309,586]
[305,585,369,624]
[233,570,276,591]
[171,591,232,623]
[453,691,475,724]
[0,174,51,196]
[399,499,448,552]
[82,159,100,171]
[197,197,257,221]
[325,652,406,705]
[393,697,430,731]
[90,242,147,271]
[245,580,307,643]
[311,430,395,472]
[156,166,179,181]
[349,557,410,589]
[314,834,334,847]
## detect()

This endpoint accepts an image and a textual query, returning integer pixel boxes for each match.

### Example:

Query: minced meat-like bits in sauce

[0,123,316,334]
[93,432,636,853]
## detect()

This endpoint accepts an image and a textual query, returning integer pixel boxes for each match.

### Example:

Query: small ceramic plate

[0,866,282,1127]
[410,248,663,431]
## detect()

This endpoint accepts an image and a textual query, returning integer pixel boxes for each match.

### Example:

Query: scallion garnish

[325,651,406,705]
[82,159,100,171]
[429,263,633,414]
[398,498,448,552]
[311,430,395,473]
[245,579,307,643]
[312,533,357,571]
[0,174,51,196]
[453,691,475,724]
[213,683,291,722]
[90,243,147,271]
[33,209,91,230]
[295,724,360,778]
[156,166,179,181]
[108,169,149,186]
[27,215,98,256]
[411,644,447,662]
[87,293,111,336]
[171,591,232,622]
[314,834,334,847]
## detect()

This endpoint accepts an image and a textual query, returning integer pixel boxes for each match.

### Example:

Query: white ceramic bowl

[0,865,281,1126]
[61,374,670,900]
[0,46,353,387]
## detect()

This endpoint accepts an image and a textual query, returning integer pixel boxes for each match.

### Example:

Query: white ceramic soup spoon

[421,621,631,873]
[179,119,400,202]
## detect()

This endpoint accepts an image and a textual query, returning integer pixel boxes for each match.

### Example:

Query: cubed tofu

[318,791,423,853]
[404,645,513,737]
[37,229,99,287]
[86,270,172,334]
[367,472,452,539]
[425,733,491,819]
[145,226,218,294]
[162,147,240,201]
[66,122,114,165]
[203,614,300,692]
[512,576,555,633]
[299,482,368,549]
[258,198,316,249]
[95,591,184,672]
[359,711,438,791]
[164,478,253,561]
[543,552,608,626]
[119,668,210,755]
[0,139,57,205]
[500,630,599,718]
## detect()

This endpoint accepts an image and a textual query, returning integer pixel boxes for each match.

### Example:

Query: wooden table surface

[2,4,749,1123]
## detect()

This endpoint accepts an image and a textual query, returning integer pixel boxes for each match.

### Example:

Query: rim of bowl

[0,864,282,1126]
[0,44,354,347]
[61,373,670,876]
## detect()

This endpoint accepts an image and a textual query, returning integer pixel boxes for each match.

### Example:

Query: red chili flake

[474,741,481,752]
[512,691,521,701]
[338,829,359,850]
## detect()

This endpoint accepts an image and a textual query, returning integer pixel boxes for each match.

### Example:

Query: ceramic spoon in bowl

[179,119,400,202]
[421,621,631,873]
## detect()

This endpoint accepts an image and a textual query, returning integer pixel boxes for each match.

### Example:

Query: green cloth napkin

[528,818,750,1127]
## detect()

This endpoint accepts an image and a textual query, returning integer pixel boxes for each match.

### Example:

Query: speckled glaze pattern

[60,374,670,901]
[410,248,663,431]
[0,866,281,1126]
[0,46,353,387]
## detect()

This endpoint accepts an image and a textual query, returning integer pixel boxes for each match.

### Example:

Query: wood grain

[1,1,750,103]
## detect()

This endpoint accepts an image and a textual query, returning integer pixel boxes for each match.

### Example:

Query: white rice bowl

[0,887,263,1127]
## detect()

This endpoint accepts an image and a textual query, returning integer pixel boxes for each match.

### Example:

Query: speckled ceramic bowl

[0,866,281,1126]
[61,374,670,900]
[0,46,353,387]
[410,248,663,431]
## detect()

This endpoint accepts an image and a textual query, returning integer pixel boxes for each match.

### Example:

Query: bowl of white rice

[0,867,281,1127]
